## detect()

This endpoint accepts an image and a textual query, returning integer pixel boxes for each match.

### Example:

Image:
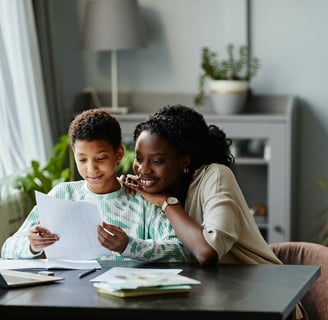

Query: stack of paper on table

[95,283,192,298]
[91,267,201,298]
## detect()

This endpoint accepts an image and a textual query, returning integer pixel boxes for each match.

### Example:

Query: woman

[123,104,281,266]
[124,104,307,320]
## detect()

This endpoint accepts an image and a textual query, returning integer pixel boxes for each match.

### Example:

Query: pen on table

[78,268,97,279]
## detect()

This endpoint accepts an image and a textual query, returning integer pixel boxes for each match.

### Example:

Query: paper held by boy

[35,191,113,260]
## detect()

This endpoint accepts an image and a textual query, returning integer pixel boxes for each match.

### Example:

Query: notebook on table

[0,269,64,289]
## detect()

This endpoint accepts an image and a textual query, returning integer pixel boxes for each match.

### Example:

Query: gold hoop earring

[181,168,189,174]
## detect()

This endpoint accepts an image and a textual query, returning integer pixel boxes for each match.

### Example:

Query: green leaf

[117,145,135,174]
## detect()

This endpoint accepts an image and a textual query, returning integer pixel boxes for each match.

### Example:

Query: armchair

[270,241,328,320]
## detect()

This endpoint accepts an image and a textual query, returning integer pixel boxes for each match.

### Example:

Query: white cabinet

[116,95,297,243]
[205,95,297,242]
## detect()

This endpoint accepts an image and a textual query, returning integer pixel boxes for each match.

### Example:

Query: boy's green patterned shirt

[1,180,188,263]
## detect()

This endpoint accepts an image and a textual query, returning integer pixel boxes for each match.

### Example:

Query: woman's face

[133,130,186,194]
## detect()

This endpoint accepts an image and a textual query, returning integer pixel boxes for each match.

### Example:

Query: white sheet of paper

[36,191,111,260]
[90,267,201,290]
[0,258,101,270]
[90,267,182,283]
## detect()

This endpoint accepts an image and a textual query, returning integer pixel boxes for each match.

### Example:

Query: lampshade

[82,0,146,114]
[82,0,146,51]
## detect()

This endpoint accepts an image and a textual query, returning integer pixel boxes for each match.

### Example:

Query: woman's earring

[181,167,189,174]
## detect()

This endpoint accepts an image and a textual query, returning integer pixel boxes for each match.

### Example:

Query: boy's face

[73,139,123,194]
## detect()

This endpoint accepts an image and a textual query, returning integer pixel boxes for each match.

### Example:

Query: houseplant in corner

[194,43,260,114]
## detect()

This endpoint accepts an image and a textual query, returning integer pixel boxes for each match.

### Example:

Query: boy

[1,109,187,263]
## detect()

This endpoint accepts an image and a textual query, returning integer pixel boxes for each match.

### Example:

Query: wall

[49,0,328,241]
[251,0,328,241]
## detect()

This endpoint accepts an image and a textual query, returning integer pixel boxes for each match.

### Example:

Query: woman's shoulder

[190,164,237,192]
[194,163,233,180]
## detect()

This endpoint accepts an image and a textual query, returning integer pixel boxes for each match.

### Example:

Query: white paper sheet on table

[0,258,101,270]
[35,191,111,260]
[90,267,201,290]
[90,267,183,283]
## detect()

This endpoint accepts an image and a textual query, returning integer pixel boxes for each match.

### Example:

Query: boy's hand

[28,225,59,254]
[97,221,129,254]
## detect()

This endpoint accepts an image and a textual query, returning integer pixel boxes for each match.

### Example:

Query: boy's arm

[1,206,43,259]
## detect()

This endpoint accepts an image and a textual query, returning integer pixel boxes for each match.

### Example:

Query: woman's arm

[163,203,218,265]
[122,178,217,265]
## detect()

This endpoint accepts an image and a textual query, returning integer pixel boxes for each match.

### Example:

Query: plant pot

[209,80,248,115]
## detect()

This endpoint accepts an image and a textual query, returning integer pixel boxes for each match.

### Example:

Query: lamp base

[101,106,129,114]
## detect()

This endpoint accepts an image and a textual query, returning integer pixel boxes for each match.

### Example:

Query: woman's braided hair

[133,104,234,175]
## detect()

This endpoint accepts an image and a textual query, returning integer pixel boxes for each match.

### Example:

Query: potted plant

[194,43,260,114]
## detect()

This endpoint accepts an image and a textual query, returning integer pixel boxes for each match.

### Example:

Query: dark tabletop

[0,262,320,320]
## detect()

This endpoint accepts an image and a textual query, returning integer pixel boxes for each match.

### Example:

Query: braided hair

[133,105,234,176]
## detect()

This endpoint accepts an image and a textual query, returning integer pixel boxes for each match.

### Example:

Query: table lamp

[82,0,146,114]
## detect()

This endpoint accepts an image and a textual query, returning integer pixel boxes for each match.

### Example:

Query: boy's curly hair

[69,109,122,150]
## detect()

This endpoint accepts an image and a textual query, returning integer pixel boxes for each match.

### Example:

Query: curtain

[32,0,66,139]
[0,0,52,178]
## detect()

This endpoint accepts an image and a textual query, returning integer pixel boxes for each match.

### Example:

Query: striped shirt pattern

[1,181,187,263]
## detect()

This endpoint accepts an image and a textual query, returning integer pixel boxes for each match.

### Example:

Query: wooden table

[0,262,320,320]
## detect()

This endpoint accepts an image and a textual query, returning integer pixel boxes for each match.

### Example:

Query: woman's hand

[28,225,59,254]
[123,176,168,209]
[120,174,139,196]
[97,221,129,254]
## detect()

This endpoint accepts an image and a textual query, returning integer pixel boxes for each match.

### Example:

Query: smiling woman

[0,0,52,179]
